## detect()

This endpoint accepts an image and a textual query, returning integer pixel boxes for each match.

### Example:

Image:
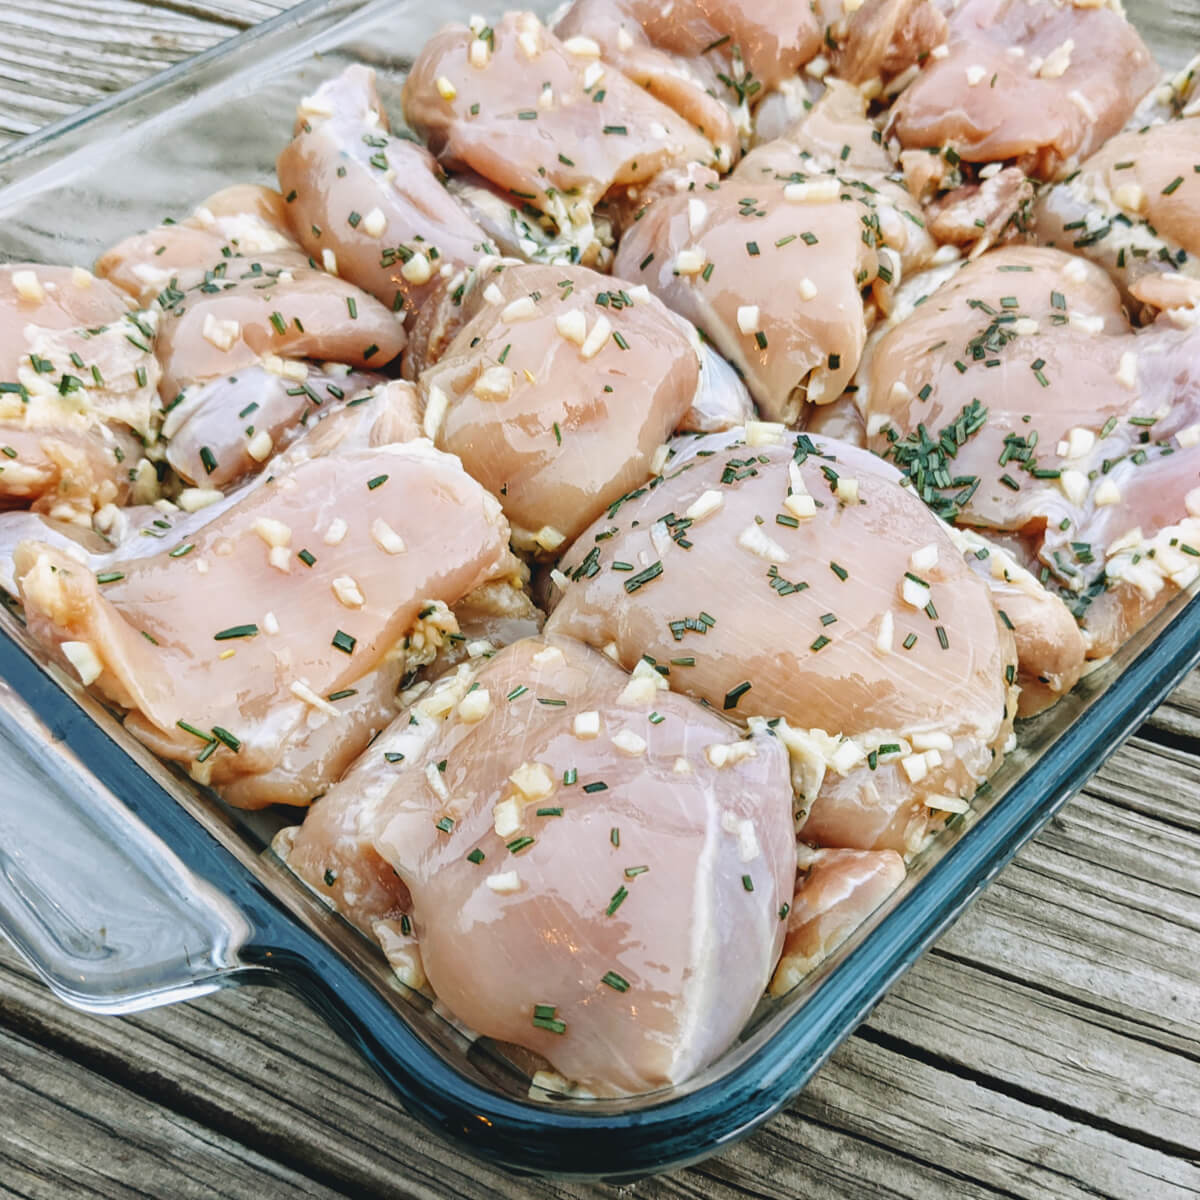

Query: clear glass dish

[0,0,1197,1180]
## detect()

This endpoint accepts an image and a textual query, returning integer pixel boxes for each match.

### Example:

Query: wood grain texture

[0,3,1198,1198]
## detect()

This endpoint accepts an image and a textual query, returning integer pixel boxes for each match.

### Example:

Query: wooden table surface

[1,3,1198,1197]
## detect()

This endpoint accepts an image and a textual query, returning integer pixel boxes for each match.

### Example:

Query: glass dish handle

[0,653,252,1015]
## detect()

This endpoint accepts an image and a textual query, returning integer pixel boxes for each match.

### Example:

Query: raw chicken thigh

[858,246,1200,656]
[14,389,521,808]
[403,12,719,259]
[418,262,699,551]
[889,0,1159,180]
[547,430,1017,852]
[290,633,795,1095]
[0,264,160,518]
[276,65,494,317]
[612,171,879,421]
[1033,117,1200,315]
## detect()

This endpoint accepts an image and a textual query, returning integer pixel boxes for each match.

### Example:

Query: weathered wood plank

[0,0,289,146]
[0,1022,344,1199]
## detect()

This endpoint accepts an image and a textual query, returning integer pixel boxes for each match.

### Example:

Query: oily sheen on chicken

[419,261,699,552]
[547,430,1017,853]
[286,633,795,1095]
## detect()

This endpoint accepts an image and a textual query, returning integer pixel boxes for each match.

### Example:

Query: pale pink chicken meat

[418,262,699,552]
[309,633,796,1094]
[612,173,879,422]
[889,0,1159,181]
[547,430,1017,853]
[276,66,495,319]
[1032,118,1200,316]
[97,184,405,403]
[827,0,948,92]
[770,847,906,994]
[553,0,826,167]
[734,79,935,297]
[402,13,719,254]
[0,264,160,519]
[14,388,522,808]
[162,364,385,488]
[858,245,1200,658]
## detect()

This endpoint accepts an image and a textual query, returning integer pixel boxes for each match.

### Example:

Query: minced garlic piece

[253,517,291,548]
[436,75,457,101]
[501,296,537,322]
[574,710,601,739]
[798,277,818,301]
[323,518,348,546]
[423,384,450,438]
[1116,351,1138,389]
[835,476,859,504]
[555,309,587,344]
[1059,468,1089,507]
[401,251,432,285]
[1058,426,1095,460]
[371,518,406,554]
[737,305,760,335]
[201,313,239,351]
[473,367,513,401]
[1093,478,1122,506]
[492,797,522,838]
[269,545,291,573]
[12,269,45,302]
[1113,183,1146,214]
[71,266,93,289]
[965,64,987,86]
[246,429,274,462]
[745,421,785,447]
[706,740,757,768]
[685,490,723,521]
[533,525,566,552]
[901,574,931,609]
[469,38,491,68]
[322,248,338,275]
[177,487,223,513]
[910,544,938,572]
[783,178,840,203]
[1178,424,1200,449]
[486,871,521,893]
[290,680,340,716]
[62,641,103,686]
[332,575,365,608]
[563,34,600,56]
[458,687,491,723]
[738,524,790,563]
[510,761,554,801]
[674,248,707,275]
[688,198,707,236]
[911,731,952,752]
[612,729,647,756]
[263,611,280,635]
[581,315,612,360]
[876,610,895,654]
[900,752,928,783]
[1038,38,1074,78]
[362,207,387,238]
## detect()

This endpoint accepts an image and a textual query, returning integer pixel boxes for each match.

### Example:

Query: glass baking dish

[1,0,1198,1180]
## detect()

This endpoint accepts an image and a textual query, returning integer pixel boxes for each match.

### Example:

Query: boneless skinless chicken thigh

[4,0,1195,1099]
[282,633,795,1095]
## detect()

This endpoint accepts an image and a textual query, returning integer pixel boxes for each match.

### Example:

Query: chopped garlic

[322,248,338,275]
[1116,351,1138,389]
[738,523,790,564]
[401,251,432,285]
[900,753,928,783]
[574,710,601,739]
[246,429,274,462]
[910,544,938,572]
[798,277,818,301]
[332,575,365,608]
[435,75,457,101]
[1059,426,1095,460]
[422,384,450,441]
[835,476,859,504]
[617,25,634,50]
[687,198,707,235]
[784,178,840,203]
[493,797,522,838]
[201,313,239,352]
[1177,424,1200,448]
[61,641,103,686]
[510,761,554,801]
[784,492,817,519]
[458,687,491,723]
[483,283,505,306]
[674,247,707,275]
[911,731,953,752]
[555,309,587,344]
[473,367,512,402]
[563,34,600,56]
[71,266,93,289]
[323,518,348,546]
[580,315,612,360]
[11,270,45,303]
[613,729,647,757]
[706,740,757,768]
[362,207,387,238]
[501,296,537,322]
[469,37,491,68]
[1113,183,1147,214]
[533,525,566,552]
[252,517,291,548]
[371,518,406,554]
[532,645,564,666]
[269,545,291,573]
[876,610,895,655]
[1038,38,1073,78]
[745,420,784,447]
[262,611,280,635]
[1013,317,1039,336]
[1093,478,1122,507]
[737,305,760,335]
[901,575,931,609]
[486,871,521,893]
[685,489,723,521]
[1059,468,1089,507]
[177,487,222,513]
[965,64,987,86]
[290,680,340,716]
